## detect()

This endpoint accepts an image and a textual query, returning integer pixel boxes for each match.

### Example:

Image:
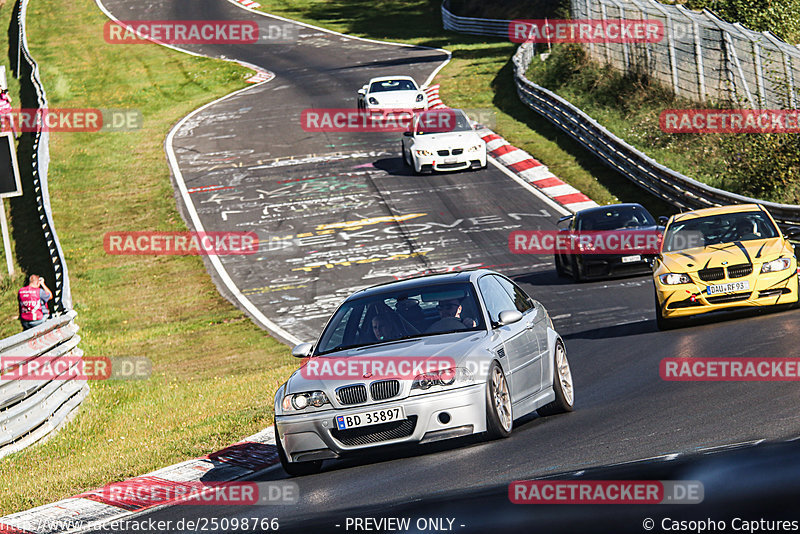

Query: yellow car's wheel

[654,292,680,331]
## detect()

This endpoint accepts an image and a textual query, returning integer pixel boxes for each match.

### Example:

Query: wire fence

[571,0,800,108]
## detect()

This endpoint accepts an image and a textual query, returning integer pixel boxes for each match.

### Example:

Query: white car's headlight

[416,94,424,102]
[467,144,483,152]
[282,391,330,412]
[415,149,433,156]
[659,273,691,285]
[761,258,791,273]
[411,367,473,392]
[368,97,378,105]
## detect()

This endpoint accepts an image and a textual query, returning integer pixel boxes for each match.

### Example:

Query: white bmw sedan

[274,270,574,476]
[357,76,427,114]
[401,109,487,174]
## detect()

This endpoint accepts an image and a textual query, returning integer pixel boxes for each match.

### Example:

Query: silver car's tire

[537,341,574,416]
[485,361,513,439]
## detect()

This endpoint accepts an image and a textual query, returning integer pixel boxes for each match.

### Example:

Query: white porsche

[357,76,427,114]
[401,109,488,174]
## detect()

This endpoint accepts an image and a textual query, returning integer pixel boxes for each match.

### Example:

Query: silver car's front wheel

[485,361,512,438]
[537,341,575,416]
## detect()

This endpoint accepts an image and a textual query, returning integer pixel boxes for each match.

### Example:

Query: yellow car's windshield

[663,211,779,252]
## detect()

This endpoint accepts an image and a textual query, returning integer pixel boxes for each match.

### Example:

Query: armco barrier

[441,0,511,37]
[12,0,73,312]
[0,311,87,460]
[440,1,800,224]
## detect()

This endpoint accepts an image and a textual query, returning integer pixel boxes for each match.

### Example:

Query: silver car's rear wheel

[537,341,574,416]
[485,361,512,438]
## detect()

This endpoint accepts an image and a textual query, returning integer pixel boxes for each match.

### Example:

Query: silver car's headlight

[415,149,433,156]
[659,273,691,285]
[282,391,330,412]
[467,144,482,152]
[411,367,473,392]
[761,258,791,273]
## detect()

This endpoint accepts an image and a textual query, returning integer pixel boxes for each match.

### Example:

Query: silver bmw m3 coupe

[274,269,574,476]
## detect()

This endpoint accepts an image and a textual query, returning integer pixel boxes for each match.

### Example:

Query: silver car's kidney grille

[331,415,417,446]
[370,380,400,401]
[336,385,367,405]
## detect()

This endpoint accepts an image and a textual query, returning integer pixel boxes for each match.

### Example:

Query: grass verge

[0,0,295,514]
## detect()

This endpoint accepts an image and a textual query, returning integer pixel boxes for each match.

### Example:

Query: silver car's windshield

[663,211,779,252]
[316,282,485,355]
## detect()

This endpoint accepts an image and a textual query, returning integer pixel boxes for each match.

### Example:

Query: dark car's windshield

[370,79,417,92]
[576,205,655,231]
[663,211,779,252]
[316,282,485,355]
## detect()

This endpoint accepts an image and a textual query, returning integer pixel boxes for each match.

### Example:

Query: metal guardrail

[441,0,511,37]
[0,311,87,460]
[13,0,73,312]
[0,0,85,460]
[440,1,800,224]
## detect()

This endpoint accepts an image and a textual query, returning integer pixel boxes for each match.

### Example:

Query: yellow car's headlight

[659,273,691,285]
[761,258,792,273]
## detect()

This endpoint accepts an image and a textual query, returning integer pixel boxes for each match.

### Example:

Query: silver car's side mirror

[291,342,313,358]
[497,310,523,327]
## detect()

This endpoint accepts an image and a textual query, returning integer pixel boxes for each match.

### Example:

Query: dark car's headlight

[368,97,379,105]
[659,273,691,285]
[411,367,473,392]
[761,258,791,273]
[282,391,330,412]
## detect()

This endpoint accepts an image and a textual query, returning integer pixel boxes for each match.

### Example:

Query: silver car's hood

[285,330,489,394]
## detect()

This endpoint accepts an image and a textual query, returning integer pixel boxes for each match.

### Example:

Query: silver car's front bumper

[275,384,486,462]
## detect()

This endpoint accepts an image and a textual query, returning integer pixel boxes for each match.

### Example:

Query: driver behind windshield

[425,298,476,333]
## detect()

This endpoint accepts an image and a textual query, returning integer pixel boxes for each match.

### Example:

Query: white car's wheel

[485,361,512,439]
[537,341,574,416]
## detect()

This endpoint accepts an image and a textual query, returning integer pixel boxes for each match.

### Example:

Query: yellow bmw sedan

[653,204,799,329]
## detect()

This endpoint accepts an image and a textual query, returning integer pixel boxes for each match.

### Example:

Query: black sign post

[0,131,21,276]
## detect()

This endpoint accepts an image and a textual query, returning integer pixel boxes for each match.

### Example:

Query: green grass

[249,0,674,216]
[0,0,296,514]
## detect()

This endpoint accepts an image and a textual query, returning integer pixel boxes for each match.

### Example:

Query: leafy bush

[682,0,800,43]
